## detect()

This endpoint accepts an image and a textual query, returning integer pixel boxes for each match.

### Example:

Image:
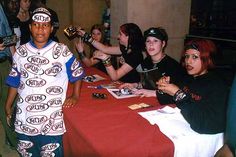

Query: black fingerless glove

[82,32,94,43]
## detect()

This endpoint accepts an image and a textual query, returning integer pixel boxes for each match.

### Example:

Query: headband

[31,7,51,23]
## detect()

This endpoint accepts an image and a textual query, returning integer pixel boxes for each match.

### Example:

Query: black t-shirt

[138,55,186,90]
[18,18,31,45]
[118,45,143,83]
[174,72,228,134]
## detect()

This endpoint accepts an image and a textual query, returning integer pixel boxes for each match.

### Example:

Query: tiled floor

[0,121,19,157]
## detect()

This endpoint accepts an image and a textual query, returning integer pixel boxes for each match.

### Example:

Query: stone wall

[47,0,191,61]
[111,0,191,61]
[47,0,106,51]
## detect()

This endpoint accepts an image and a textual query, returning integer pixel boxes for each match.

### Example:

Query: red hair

[181,39,217,72]
[119,23,145,51]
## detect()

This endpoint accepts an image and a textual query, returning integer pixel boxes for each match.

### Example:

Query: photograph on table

[83,74,106,82]
[107,88,139,99]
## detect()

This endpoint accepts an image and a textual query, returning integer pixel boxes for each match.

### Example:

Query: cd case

[0,34,18,46]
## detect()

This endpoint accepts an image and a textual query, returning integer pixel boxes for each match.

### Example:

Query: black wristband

[173,89,186,102]
[82,32,94,43]
[102,56,112,67]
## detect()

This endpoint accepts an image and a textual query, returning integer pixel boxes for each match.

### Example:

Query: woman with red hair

[156,39,228,134]
[77,23,144,83]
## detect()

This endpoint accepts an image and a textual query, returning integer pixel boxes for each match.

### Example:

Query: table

[63,67,174,157]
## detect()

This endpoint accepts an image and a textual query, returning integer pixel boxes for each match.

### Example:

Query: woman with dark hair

[17,0,31,45]
[89,24,106,54]
[156,39,228,134]
[75,24,116,73]
[77,23,144,83]
[2,0,19,29]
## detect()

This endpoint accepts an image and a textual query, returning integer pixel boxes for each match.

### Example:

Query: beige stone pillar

[111,0,191,61]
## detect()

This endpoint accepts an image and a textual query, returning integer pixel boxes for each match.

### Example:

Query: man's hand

[6,114,12,126]
[5,108,12,126]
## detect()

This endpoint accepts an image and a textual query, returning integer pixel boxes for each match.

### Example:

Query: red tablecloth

[63,67,174,157]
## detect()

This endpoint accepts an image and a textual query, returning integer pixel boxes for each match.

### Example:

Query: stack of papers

[139,106,223,157]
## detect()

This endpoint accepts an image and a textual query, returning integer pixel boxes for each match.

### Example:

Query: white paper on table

[138,106,224,157]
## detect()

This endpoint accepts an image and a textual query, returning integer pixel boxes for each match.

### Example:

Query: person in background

[75,24,116,73]
[119,27,186,99]
[17,0,31,45]
[5,7,84,156]
[30,0,59,42]
[77,23,144,83]
[2,0,21,48]
[156,39,228,134]
[2,0,19,29]
[0,0,15,57]
[0,1,17,149]
[102,0,110,45]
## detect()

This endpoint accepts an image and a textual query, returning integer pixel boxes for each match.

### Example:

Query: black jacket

[174,72,228,134]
